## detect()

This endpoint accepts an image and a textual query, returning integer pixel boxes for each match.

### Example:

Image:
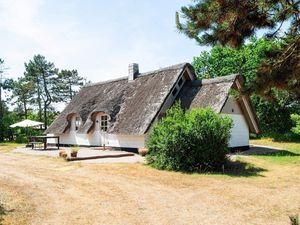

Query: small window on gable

[75,116,81,131]
[172,87,178,97]
[178,77,183,86]
[101,115,108,132]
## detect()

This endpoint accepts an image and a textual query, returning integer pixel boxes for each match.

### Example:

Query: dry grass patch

[0,185,33,225]
[0,143,23,152]
[0,141,299,224]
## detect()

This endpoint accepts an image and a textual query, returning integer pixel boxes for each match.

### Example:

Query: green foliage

[10,77,35,118]
[192,37,280,85]
[146,102,233,172]
[0,103,16,141]
[192,38,300,133]
[252,94,300,133]
[289,215,299,225]
[177,0,300,99]
[291,114,300,136]
[24,54,59,128]
[54,69,85,102]
[0,55,87,142]
[176,0,298,47]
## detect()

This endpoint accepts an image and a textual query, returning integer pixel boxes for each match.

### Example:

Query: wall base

[229,145,250,153]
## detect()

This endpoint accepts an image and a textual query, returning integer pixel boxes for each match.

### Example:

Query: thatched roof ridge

[178,74,260,133]
[178,74,240,113]
[46,63,190,134]
[85,76,128,87]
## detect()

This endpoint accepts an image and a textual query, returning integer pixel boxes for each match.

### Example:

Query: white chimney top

[128,63,139,81]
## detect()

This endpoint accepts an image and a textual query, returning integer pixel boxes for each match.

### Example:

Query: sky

[0,0,208,82]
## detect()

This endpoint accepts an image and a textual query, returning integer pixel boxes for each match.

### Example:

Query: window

[178,77,183,86]
[75,116,81,130]
[172,87,178,96]
[100,115,108,131]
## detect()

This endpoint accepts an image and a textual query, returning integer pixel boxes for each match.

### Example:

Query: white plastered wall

[48,132,145,148]
[221,97,249,147]
[47,113,145,148]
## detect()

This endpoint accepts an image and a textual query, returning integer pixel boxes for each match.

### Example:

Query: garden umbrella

[10,119,44,128]
[10,120,44,144]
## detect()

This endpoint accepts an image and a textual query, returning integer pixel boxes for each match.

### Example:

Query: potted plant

[59,149,66,157]
[70,146,80,157]
[70,149,78,157]
[138,148,148,156]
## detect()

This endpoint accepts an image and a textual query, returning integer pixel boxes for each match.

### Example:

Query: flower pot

[70,151,78,157]
[138,148,148,156]
[59,150,66,157]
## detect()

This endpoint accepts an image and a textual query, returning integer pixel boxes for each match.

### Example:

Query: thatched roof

[47,64,259,135]
[177,74,260,133]
[178,74,239,112]
[46,63,192,135]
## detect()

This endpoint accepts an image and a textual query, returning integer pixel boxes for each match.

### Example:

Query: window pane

[100,114,109,132]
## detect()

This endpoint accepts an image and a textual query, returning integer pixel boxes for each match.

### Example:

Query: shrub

[138,148,148,156]
[146,102,233,172]
[15,134,27,143]
[291,114,300,136]
[290,215,299,225]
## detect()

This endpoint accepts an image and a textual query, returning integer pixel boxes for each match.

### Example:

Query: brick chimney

[128,63,139,81]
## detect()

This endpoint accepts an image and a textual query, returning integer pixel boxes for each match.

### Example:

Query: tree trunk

[0,75,4,142]
[37,80,42,122]
[44,103,47,130]
[24,100,28,119]
[69,78,72,100]
[42,72,52,130]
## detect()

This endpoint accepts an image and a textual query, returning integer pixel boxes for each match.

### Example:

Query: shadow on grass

[239,146,300,157]
[0,203,14,223]
[222,160,267,177]
[172,160,267,177]
[258,150,300,156]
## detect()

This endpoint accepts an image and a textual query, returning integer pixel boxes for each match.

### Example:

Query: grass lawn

[0,140,299,224]
[0,142,24,152]
[250,138,300,164]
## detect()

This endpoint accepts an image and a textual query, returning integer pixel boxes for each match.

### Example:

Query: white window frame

[75,116,81,131]
[100,115,108,132]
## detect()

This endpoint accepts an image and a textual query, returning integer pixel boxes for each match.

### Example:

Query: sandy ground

[0,151,299,225]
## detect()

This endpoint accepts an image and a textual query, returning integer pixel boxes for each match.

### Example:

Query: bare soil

[0,151,299,225]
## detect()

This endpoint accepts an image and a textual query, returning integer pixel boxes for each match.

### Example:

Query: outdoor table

[29,136,60,150]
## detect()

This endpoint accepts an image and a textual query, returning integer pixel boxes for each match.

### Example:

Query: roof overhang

[234,76,260,134]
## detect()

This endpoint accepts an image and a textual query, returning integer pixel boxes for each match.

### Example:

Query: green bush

[15,134,27,143]
[146,102,233,172]
[291,114,300,136]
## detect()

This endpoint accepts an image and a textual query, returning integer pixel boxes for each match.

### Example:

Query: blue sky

[0,0,208,82]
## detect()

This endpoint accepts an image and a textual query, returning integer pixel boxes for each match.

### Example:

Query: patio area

[12,146,145,164]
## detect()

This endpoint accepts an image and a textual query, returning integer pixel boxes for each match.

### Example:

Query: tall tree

[0,58,4,126]
[0,59,13,141]
[10,77,34,118]
[24,55,58,129]
[176,0,300,99]
[55,69,85,102]
[192,37,300,133]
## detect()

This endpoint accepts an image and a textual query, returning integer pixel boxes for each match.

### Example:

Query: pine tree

[24,55,58,129]
[176,0,300,99]
[55,69,85,102]
[10,77,34,119]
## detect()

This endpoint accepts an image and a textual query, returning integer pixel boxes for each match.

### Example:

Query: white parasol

[10,119,44,128]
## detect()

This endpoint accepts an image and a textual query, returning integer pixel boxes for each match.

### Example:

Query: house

[46,63,260,150]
